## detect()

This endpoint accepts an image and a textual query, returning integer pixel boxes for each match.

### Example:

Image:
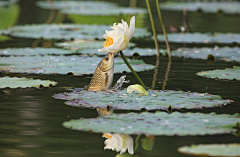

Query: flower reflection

[102,133,134,155]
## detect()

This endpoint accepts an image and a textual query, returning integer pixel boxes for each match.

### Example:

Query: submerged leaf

[53,90,230,110]
[171,47,240,62]
[1,24,150,40]
[0,55,155,75]
[0,76,57,88]
[157,33,240,44]
[160,2,240,14]
[197,67,240,81]
[127,84,148,96]
[0,47,74,56]
[178,143,240,157]
[63,112,240,135]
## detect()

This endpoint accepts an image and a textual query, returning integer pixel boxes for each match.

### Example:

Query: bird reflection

[96,105,114,116]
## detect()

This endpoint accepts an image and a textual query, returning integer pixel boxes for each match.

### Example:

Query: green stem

[145,0,160,58]
[134,135,141,152]
[156,0,171,59]
[120,51,146,88]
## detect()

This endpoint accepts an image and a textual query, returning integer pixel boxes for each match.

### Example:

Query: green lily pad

[157,33,240,44]
[178,144,240,157]
[0,76,57,88]
[0,0,18,7]
[196,66,240,81]
[0,47,74,56]
[63,112,240,135]
[53,90,230,110]
[77,48,167,56]
[0,55,155,75]
[171,46,240,62]
[160,2,240,14]
[55,40,136,51]
[1,24,150,40]
[36,1,146,16]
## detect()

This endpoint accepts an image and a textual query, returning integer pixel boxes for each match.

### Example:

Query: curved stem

[120,51,146,88]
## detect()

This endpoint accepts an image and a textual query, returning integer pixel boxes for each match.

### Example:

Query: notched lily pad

[63,112,240,135]
[77,47,166,56]
[1,24,150,40]
[172,46,240,62]
[197,66,240,81]
[0,76,57,88]
[0,55,155,75]
[178,143,240,157]
[0,47,74,56]
[157,33,240,44]
[160,2,240,14]
[36,1,146,16]
[53,90,230,110]
[55,40,136,51]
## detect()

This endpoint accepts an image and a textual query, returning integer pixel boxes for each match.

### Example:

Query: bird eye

[105,56,109,61]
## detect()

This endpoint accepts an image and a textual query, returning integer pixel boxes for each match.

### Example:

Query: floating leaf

[157,33,240,44]
[160,2,240,14]
[77,48,167,56]
[36,1,146,16]
[0,76,57,88]
[127,84,148,96]
[0,0,18,7]
[178,144,240,157]
[0,47,74,56]
[171,46,240,62]
[0,55,155,75]
[63,112,240,135]
[1,24,150,40]
[53,90,230,110]
[55,40,136,51]
[196,66,240,81]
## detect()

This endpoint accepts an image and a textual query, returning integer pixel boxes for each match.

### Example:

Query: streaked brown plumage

[84,52,114,91]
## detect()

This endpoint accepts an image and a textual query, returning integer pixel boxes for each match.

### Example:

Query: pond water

[0,0,240,156]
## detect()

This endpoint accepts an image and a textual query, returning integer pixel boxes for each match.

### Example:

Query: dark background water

[0,0,240,156]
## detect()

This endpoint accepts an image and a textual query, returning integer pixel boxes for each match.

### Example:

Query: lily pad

[0,76,57,88]
[157,33,240,44]
[55,40,136,51]
[196,66,240,81]
[171,46,240,62]
[63,112,240,135]
[160,2,240,14]
[77,48,167,56]
[0,0,18,7]
[36,1,146,16]
[0,55,155,75]
[0,47,74,56]
[178,144,240,157]
[1,24,150,40]
[53,90,230,110]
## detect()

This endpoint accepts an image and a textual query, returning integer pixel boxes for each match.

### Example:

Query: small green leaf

[127,84,148,96]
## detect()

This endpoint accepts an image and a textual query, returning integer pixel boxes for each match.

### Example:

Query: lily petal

[128,16,135,40]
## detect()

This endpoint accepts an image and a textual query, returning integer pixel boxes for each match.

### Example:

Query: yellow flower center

[103,133,112,139]
[104,36,113,48]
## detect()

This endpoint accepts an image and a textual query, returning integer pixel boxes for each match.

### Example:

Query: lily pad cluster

[0,47,74,56]
[171,46,240,62]
[55,40,136,51]
[77,48,167,56]
[160,2,240,14]
[63,112,240,135]
[0,24,150,40]
[157,33,240,44]
[53,90,230,110]
[196,66,240,81]
[0,76,57,88]
[178,144,240,157]
[0,55,155,75]
[36,1,146,16]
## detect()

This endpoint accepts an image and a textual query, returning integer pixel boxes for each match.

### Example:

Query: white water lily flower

[98,16,135,53]
[102,133,134,155]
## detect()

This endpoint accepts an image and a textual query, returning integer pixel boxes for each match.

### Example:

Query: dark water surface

[0,0,240,156]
